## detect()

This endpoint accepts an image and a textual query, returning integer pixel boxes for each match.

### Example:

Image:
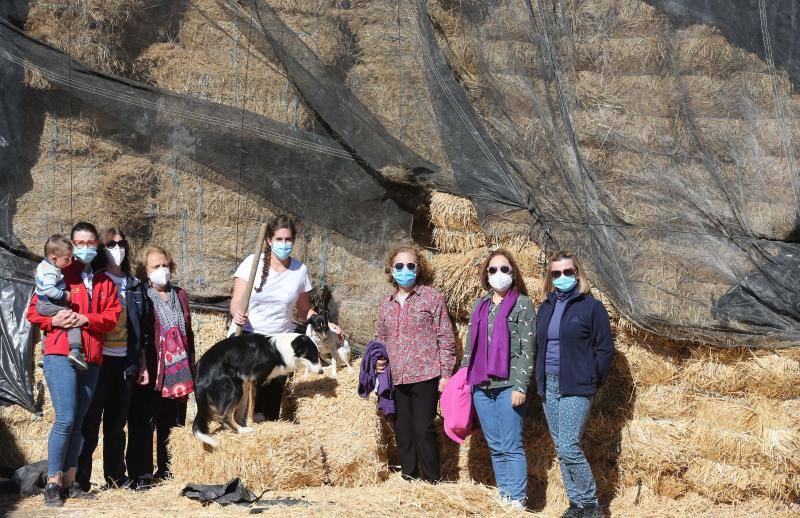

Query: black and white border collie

[305,314,352,378]
[192,332,322,447]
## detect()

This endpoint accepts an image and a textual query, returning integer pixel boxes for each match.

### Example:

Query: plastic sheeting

[0,0,797,413]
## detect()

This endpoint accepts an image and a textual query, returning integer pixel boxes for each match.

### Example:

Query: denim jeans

[472,386,528,503]
[43,354,100,477]
[542,374,597,506]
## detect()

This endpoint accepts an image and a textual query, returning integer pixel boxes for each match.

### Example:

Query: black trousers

[253,376,287,420]
[126,385,186,479]
[394,377,441,482]
[76,355,133,489]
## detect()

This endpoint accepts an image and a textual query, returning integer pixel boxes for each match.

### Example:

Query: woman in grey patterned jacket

[461,249,535,509]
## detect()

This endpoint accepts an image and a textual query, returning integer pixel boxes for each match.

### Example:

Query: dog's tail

[192,383,219,448]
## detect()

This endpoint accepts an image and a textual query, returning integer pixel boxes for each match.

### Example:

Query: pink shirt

[375,284,456,385]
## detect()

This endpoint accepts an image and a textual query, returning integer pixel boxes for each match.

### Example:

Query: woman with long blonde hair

[535,251,614,518]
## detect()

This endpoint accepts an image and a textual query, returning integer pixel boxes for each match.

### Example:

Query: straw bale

[684,459,799,503]
[690,422,764,469]
[631,385,694,420]
[0,404,52,469]
[615,339,680,386]
[429,249,487,321]
[191,310,231,358]
[574,36,668,75]
[428,191,482,232]
[287,359,389,487]
[168,421,326,491]
[616,418,692,496]
[692,397,759,434]
[741,352,800,399]
[432,227,486,254]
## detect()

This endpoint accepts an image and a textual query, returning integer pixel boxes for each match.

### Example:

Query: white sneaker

[498,495,527,510]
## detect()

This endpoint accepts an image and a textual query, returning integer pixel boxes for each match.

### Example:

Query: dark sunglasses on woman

[487,265,511,274]
[394,262,416,271]
[105,239,128,249]
[550,268,576,279]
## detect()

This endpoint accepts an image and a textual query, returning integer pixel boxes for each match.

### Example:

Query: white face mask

[488,271,513,292]
[148,266,171,287]
[105,247,125,267]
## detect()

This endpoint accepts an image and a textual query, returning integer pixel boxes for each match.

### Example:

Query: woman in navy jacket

[535,251,613,518]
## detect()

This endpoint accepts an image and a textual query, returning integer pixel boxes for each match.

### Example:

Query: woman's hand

[328,322,345,341]
[438,378,448,393]
[511,391,526,407]
[50,309,76,328]
[137,362,149,386]
[232,310,248,326]
[71,313,90,328]
[375,358,388,373]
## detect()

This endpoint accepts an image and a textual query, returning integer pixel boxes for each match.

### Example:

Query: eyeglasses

[105,239,128,249]
[72,240,98,247]
[487,265,511,275]
[394,262,417,271]
[550,268,576,279]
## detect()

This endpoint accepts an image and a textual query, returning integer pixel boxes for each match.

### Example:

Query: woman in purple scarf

[462,250,535,509]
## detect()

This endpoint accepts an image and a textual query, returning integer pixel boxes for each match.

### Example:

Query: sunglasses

[550,268,576,279]
[72,239,98,247]
[394,262,417,271]
[487,265,512,275]
[105,239,128,249]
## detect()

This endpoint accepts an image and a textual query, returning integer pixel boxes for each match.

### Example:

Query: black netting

[0,0,797,404]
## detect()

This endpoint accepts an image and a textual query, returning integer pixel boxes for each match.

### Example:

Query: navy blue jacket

[535,291,614,397]
[123,276,149,377]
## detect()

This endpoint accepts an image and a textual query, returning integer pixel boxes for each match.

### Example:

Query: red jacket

[27,261,121,365]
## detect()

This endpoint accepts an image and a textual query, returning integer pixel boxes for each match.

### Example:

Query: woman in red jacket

[126,245,195,489]
[26,222,121,507]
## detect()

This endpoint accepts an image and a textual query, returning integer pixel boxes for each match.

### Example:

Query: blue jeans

[472,386,528,503]
[542,374,597,506]
[43,354,100,478]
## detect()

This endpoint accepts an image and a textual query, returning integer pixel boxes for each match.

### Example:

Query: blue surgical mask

[392,267,417,288]
[553,275,577,292]
[74,246,97,264]
[271,242,293,261]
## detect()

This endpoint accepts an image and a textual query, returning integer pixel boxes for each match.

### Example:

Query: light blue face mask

[74,246,97,264]
[392,267,417,288]
[553,275,577,292]
[271,241,293,260]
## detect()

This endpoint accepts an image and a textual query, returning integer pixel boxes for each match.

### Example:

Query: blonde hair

[384,245,431,287]
[136,245,175,281]
[544,250,591,295]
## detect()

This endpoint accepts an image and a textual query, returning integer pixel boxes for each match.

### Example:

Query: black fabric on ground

[181,477,256,505]
[11,460,47,497]
[181,477,308,509]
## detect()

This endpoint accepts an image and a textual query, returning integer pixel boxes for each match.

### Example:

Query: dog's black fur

[192,332,322,446]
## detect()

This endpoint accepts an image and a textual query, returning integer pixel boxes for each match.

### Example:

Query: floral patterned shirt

[375,284,457,385]
[461,293,535,393]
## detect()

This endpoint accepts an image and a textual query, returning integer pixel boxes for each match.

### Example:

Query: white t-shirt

[227,254,313,336]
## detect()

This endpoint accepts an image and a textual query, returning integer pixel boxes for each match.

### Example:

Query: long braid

[254,242,271,292]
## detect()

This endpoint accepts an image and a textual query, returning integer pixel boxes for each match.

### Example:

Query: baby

[35,234,87,371]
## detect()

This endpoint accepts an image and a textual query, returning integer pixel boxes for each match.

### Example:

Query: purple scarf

[466,290,519,385]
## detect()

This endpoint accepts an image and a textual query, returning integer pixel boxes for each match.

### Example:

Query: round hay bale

[169,421,325,491]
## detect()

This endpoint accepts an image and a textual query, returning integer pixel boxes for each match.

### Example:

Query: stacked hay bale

[170,359,388,491]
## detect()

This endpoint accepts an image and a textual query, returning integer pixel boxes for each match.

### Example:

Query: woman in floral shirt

[375,245,456,482]
[462,249,535,509]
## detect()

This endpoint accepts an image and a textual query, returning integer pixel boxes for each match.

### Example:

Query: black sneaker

[561,502,582,518]
[67,350,89,371]
[43,482,63,507]
[134,475,154,491]
[66,481,96,500]
[582,503,604,518]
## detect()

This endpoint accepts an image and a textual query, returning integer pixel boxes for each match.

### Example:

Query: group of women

[375,247,613,518]
[28,214,613,518]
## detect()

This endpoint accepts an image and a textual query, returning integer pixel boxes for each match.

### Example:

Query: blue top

[535,290,615,397]
[545,286,579,375]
